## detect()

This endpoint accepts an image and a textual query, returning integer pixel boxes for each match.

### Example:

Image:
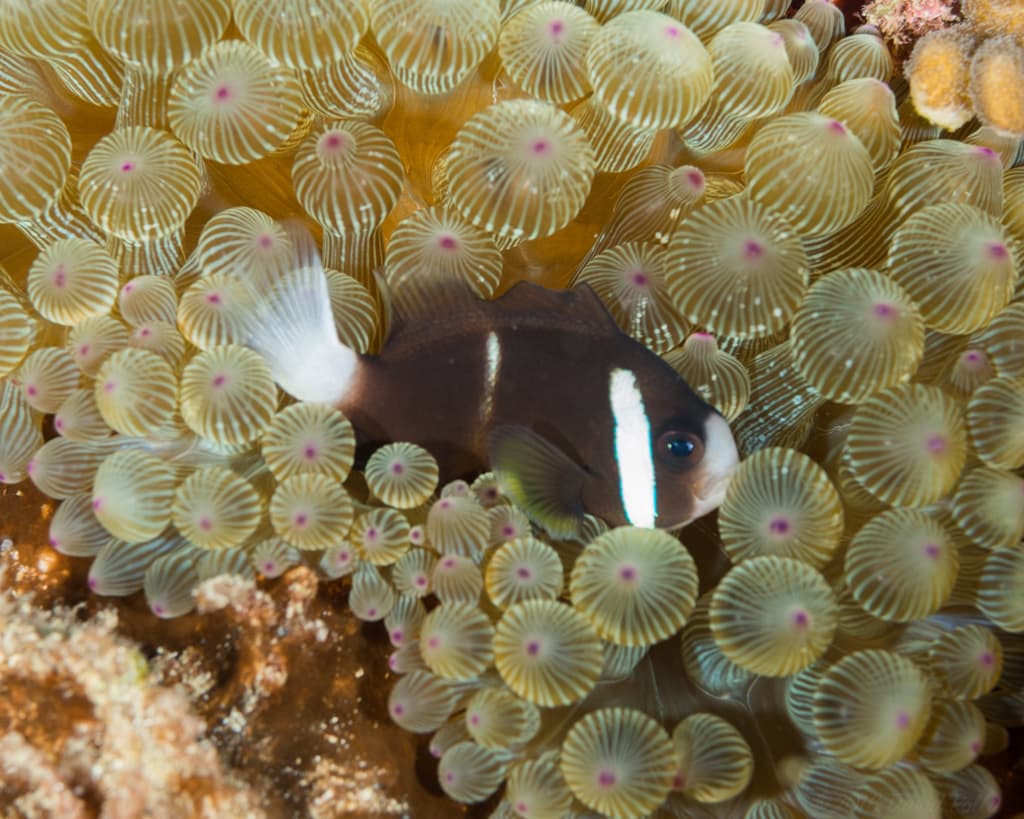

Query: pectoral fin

[487,425,586,539]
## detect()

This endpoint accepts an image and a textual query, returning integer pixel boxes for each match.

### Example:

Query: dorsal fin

[496,281,617,330]
[384,274,484,343]
[381,278,618,345]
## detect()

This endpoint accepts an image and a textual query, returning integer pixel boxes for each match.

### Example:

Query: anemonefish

[246,229,739,537]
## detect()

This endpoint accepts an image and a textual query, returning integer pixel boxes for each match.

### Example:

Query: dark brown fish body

[339,283,738,532]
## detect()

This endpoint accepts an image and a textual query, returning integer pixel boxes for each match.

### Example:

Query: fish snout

[691,413,739,519]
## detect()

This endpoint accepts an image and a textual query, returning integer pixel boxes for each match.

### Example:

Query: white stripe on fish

[609,368,656,528]
[481,330,501,425]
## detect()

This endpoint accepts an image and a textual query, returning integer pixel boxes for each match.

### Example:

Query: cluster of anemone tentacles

[1,1,1023,818]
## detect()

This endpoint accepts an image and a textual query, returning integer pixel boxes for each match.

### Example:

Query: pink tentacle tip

[986,241,1008,260]
[530,138,551,156]
[323,132,347,152]
[742,238,765,261]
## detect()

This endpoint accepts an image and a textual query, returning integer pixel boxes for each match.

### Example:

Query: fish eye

[657,431,703,465]
[667,437,695,457]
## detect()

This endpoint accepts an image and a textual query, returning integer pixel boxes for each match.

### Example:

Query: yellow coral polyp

[906,28,976,131]
[970,35,1024,138]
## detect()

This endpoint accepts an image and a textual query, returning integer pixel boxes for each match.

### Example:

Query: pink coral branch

[863,0,959,46]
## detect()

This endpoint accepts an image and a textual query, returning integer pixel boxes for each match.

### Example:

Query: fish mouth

[692,470,735,518]
[691,414,740,519]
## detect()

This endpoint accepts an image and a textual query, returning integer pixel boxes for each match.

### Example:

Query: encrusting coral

[0,566,264,817]
[1,1,1024,818]
[903,0,1024,138]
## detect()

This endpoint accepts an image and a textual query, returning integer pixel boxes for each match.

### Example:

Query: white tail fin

[244,222,359,406]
